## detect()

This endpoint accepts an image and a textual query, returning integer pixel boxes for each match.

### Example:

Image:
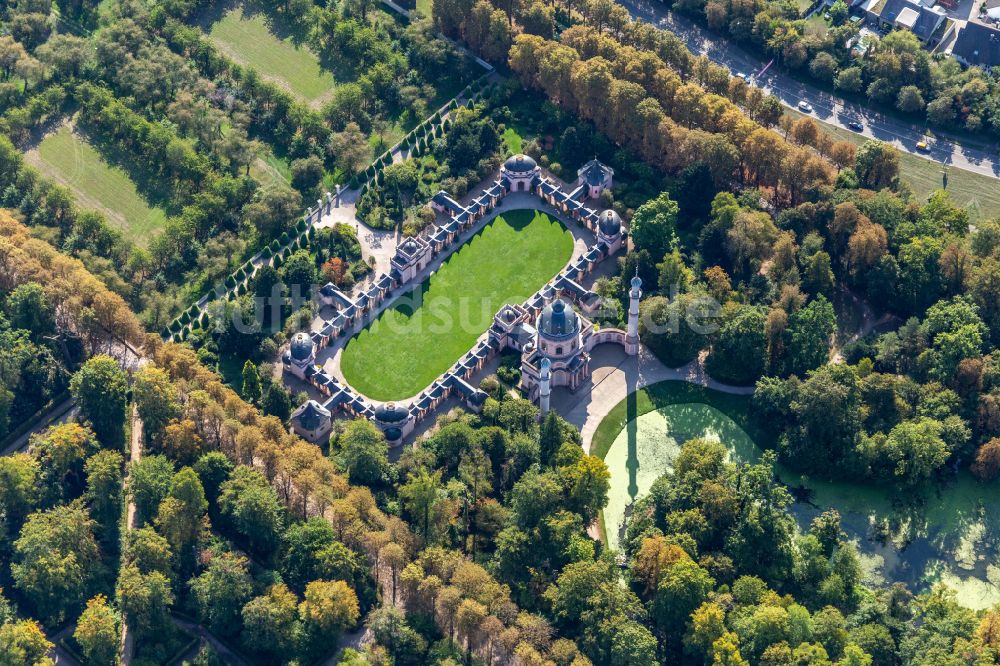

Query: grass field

[803,13,829,36]
[25,124,167,246]
[204,5,335,104]
[790,109,1000,220]
[250,150,292,192]
[340,209,574,400]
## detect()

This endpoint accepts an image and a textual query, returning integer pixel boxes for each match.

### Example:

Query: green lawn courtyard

[203,4,336,105]
[594,380,1000,608]
[501,127,524,155]
[340,209,574,401]
[25,124,167,246]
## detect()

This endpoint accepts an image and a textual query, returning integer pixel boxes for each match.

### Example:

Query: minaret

[625,272,641,356]
[539,358,551,416]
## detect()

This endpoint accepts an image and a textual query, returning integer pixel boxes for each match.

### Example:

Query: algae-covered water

[602,402,1000,609]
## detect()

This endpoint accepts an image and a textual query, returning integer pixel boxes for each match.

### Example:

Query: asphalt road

[618,0,1000,180]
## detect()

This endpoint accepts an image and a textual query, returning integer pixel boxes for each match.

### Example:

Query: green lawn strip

[502,127,524,154]
[340,209,574,400]
[217,353,246,390]
[803,13,829,36]
[28,124,167,246]
[788,109,1000,220]
[204,5,335,104]
[795,0,814,14]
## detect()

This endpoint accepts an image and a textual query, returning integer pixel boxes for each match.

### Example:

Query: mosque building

[283,154,641,444]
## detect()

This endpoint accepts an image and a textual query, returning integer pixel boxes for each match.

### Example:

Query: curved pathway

[552,344,754,454]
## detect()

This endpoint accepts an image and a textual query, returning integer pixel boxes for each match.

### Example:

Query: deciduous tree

[74,595,117,666]
[70,355,128,448]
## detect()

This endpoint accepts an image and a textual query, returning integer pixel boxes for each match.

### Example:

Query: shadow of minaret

[625,355,640,502]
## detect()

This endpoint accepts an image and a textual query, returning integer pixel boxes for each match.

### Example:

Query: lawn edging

[590,380,771,462]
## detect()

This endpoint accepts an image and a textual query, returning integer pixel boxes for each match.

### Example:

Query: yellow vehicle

[916,140,929,151]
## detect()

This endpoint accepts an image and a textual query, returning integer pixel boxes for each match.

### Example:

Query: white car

[797,100,813,113]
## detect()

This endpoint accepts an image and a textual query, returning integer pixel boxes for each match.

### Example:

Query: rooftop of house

[952,21,1000,67]
[292,400,331,431]
[870,0,946,40]
[578,158,614,186]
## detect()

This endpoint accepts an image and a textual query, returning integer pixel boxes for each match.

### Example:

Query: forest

[0,0,999,663]
[0,0,475,336]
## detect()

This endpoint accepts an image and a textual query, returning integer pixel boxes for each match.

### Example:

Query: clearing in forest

[203,4,336,105]
[24,123,167,246]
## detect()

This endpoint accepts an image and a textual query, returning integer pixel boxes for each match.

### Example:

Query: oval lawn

[340,209,573,401]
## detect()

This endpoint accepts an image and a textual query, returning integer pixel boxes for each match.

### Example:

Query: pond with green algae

[598,381,1000,609]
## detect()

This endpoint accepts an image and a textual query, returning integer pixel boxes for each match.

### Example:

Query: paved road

[618,0,1000,180]
[48,624,84,666]
[0,397,76,456]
